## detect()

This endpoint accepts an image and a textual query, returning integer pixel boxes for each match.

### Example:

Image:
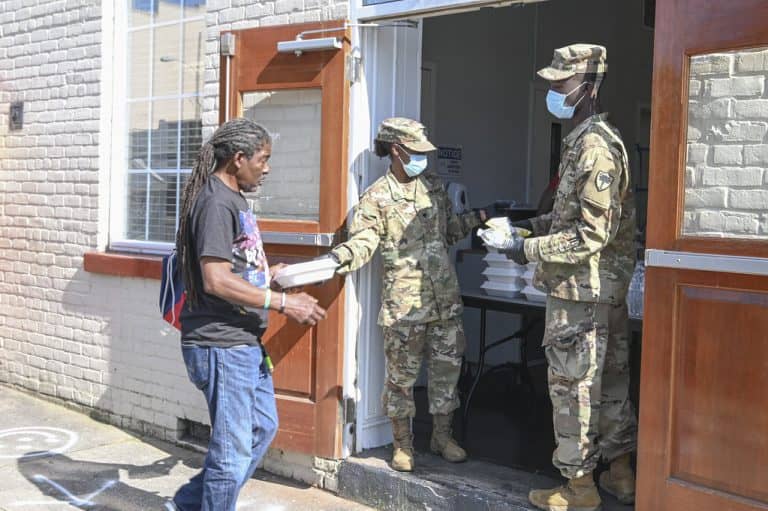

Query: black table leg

[462,306,486,439]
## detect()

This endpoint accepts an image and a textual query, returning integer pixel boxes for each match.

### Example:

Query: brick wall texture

[686,49,768,238]
[0,0,346,443]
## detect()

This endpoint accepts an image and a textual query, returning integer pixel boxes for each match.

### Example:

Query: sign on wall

[436,145,463,178]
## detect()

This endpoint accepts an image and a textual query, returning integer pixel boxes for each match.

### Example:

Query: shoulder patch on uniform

[595,171,614,192]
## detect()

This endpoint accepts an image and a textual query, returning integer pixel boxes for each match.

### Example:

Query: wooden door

[637,1,768,510]
[223,21,349,459]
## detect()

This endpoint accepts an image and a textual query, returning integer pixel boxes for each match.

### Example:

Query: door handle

[261,232,335,247]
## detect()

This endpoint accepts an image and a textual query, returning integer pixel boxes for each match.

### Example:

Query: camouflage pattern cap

[537,44,608,81]
[376,117,437,153]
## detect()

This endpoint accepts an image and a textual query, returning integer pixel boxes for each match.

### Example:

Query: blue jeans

[173,344,278,511]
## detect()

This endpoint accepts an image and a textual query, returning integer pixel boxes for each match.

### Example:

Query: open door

[222,22,349,459]
[638,1,768,510]
[349,20,423,451]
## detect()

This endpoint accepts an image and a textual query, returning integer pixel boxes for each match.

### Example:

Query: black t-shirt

[180,175,270,346]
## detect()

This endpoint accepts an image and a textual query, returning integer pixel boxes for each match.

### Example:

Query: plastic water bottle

[626,262,645,318]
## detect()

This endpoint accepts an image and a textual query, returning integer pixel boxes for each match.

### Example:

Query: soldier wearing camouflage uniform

[330,118,485,472]
[504,45,638,511]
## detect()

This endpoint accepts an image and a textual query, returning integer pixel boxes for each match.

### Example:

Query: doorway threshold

[338,448,634,511]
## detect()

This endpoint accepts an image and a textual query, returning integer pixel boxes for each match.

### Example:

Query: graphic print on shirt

[232,210,270,289]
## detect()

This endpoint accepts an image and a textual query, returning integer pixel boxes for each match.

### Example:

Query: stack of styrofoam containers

[521,262,546,302]
[480,249,526,297]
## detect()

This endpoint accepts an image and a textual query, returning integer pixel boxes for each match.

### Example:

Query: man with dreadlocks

[169,118,327,511]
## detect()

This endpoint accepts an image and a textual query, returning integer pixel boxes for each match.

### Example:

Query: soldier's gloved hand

[503,236,528,265]
[329,247,352,275]
[509,218,533,232]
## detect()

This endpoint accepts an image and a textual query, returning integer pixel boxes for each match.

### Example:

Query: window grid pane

[123,0,205,243]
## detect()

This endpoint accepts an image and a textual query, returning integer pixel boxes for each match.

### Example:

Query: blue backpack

[159,250,186,330]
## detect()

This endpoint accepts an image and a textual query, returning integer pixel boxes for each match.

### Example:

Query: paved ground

[0,386,372,511]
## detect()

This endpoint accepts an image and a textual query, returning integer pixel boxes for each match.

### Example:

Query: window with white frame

[112,0,206,251]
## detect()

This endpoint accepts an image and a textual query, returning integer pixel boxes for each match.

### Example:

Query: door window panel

[241,90,323,221]
[683,47,768,239]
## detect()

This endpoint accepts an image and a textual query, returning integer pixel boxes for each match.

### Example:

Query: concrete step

[338,448,635,511]
[338,447,557,511]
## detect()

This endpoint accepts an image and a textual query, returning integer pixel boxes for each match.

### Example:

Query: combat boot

[598,453,635,504]
[528,473,602,511]
[390,418,414,472]
[430,414,467,463]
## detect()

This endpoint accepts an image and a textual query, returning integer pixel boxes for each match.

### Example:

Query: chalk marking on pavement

[236,502,286,511]
[0,427,78,459]
[10,475,117,508]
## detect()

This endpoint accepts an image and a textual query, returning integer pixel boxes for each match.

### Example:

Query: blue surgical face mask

[397,146,428,177]
[546,82,590,119]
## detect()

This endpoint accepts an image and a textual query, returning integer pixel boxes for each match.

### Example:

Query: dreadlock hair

[176,117,272,307]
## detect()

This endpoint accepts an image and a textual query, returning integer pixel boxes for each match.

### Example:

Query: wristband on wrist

[279,292,286,313]
[263,289,272,310]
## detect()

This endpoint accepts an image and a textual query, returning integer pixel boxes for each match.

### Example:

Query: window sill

[84,251,163,280]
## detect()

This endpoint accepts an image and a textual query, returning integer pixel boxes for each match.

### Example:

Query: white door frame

[343,14,424,453]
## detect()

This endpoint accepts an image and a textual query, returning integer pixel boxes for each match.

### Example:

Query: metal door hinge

[346,54,361,83]
[220,33,236,57]
[343,397,356,424]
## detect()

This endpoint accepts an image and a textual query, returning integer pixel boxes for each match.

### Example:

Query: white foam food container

[483,252,526,269]
[482,265,524,277]
[273,257,339,288]
[522,285,546,303]
[482,268,525,286]
[481,279,524,298]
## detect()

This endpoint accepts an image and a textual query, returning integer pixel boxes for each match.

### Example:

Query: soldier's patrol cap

[537,44,608,81]
[375,117,437,153]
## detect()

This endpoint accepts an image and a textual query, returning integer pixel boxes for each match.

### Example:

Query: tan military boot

[598,453,635,504]
[429,414,467,463]
[390,418,414,472]
[528,473,602,511]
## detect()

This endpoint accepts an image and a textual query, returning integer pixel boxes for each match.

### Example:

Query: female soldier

[331,118,487,472]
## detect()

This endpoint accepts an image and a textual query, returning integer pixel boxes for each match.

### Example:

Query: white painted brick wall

[686,49,768,238]
[0,0,115,410]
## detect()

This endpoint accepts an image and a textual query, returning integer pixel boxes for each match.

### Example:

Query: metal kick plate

[261,232,335,247]
[645,249,768,277]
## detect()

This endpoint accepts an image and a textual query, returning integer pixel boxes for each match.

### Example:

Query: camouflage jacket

[524,113,636,304]
[332,170,481,326]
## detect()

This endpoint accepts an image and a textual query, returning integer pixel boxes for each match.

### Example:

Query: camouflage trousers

[543,296,637,479]
[382,317,466,419]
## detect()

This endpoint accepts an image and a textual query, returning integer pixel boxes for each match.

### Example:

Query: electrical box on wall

[9,101,23,130]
